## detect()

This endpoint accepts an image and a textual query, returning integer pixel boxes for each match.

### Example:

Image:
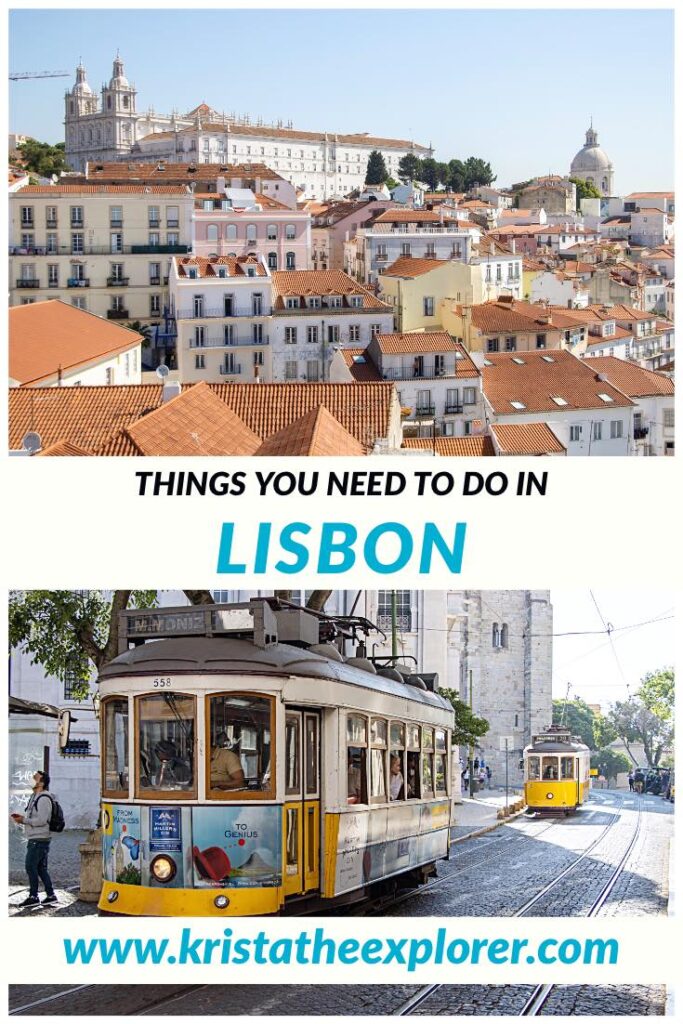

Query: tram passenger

[210,733,246,791]
[347,749,363,804]
[389,755,404,800]
[543,762,558,781]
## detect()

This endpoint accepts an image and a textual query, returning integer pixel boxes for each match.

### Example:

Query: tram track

[9,985,211,1017]
[392,794,640,1016]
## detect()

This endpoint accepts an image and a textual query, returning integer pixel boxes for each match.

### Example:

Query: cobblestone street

[9,790,673,1016]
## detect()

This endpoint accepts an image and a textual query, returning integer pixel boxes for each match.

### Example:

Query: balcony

[414,405,436,417]
[48,281,60,288]
[149,276,161,285]
[444,403,464,415]
[166,220,180,228]
[110,219,123,228]
[130,244,189,255]
[46,219,58,229]
[177,307,270,320]
[219,364,242,375]
[634,426,650,440]
[20,221,34,230]
[67,278,90,288]
[107,276,130,287]
[70,221,85,229]
[16,278,40,288]
[382,364,455,380]
[10,244,190,257]
[190,336,269,349]
[107,309,129,320]
[148,219,160,228]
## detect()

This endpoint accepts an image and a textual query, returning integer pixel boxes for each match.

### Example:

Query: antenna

[21,431,42,453]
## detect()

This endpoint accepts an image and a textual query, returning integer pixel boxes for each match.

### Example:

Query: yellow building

[377,256,457,333]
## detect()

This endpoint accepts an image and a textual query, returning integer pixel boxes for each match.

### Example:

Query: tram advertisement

[102,805,142,887]
[192,806,281,889]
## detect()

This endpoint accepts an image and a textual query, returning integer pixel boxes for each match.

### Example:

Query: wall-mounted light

[92,691,101,719]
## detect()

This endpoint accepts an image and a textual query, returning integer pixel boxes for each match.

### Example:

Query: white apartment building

[584,357,675,456]
[270,270,393,382]
[365,333,483,438]
[9,184,192,328]
[346,210,475,286]
[169,254,273,383]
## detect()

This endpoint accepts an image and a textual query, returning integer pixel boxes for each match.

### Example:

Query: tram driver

[542,760,558,781]
[210,732,246,791]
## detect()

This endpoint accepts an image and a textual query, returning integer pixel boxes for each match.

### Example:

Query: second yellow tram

[523,727,590,814]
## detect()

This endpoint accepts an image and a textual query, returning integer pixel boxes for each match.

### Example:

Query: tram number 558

[153,677,173,688]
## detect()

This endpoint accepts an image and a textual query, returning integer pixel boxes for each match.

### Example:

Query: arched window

[226,224,237,240]
[123,95,129,109]
[206,224,219,242]
[286,251,296,270]
[246,223,257,243]
[267,224,278,241]
[285,223,296,240]
[268,252,278,269]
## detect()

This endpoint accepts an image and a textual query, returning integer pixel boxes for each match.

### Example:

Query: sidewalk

[9,827,97,917]
[450,787,525,843]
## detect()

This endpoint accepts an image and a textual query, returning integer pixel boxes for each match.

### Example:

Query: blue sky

[9,8,674,193]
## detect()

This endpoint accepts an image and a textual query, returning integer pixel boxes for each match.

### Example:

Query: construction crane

[9,71,70,81]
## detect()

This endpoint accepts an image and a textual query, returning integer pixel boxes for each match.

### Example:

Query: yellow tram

[523,727,590,814]
[97,600,454,916]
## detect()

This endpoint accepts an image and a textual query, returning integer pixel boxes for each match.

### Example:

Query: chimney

[510,239,516,254]
[162,381,182,403]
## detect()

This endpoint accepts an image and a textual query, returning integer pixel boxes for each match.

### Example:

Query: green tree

[438,687,489,747]
[446,159,467,193]
[397,152,423,184]
[591,749,631,785]
[463,156,495,189]
[17,138,70,178]
[365,150,389,185]
[419,158,441,191]
[608,695,674,768]
[637,668,674,722]
[569,177,602,204]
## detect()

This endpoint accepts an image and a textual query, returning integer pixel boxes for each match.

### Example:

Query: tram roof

[524,739,589,754]
[99,637,453,713]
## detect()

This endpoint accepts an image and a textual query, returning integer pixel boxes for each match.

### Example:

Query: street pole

[505,737,509,814]
[391,590,398,662]
[468,668,475,798]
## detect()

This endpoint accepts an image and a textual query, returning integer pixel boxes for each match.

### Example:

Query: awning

[9,696,60,718]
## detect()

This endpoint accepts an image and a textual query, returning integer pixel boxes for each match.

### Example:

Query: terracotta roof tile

[35,439,91,457]
[9,300,143,386]
[481,349,634,414]
[340,349,383,382]
[256,405,366,456]
[491,422,566,454]
[374,334,479,377]
[382,255,446,278]
[121,382,262,455]
[583,357,675,398]
[466,299,587,334]
[84,161,286,183]
[176,254,268,279]
[16,184,188,195]
[373,209,459,224]
[271,270,388,310]
[138,124,429,150]
[402,436,495,456]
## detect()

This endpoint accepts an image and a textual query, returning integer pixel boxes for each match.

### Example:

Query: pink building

[192,188,311,270]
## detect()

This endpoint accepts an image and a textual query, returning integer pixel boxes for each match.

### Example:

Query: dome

[72,63,92,96]
[570,125,612,174]
[109,56,129,89]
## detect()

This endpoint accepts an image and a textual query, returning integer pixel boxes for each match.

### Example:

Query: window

[46,233,58,254]
[592,421,602,441]
[206,224,218,243]
[307,326,319,344]
[305,359,320,381]
[110,233,123,254]
[389,722,406,801]
[401,242,411,256]
[47,264,59,287]
[45,206,57,227]
[423,297,435,317]
[111,295,125,313]
[167,232,179,247]
[226,224,238,240]
[528,756,541,781]
[285,714,300,796]
[463,387,476,405]
[150,294,161,316]
[148,206,160,227]
[166,206,179,228]
[492,623,500,647]
[505,336,516,352]
[286,252,296,270]
[136,694,196,797]
[102,698,129,797]
[266,224,278,241]
[421,727,434,797]
[285,360,298,380]
[70,206,84,226]
[348,324,360,342]
[435,730,447,794]
[195,353,205,369]
[406,724,421,799]
[245,224,257,245]
[208,694,273,797]
[252,323,264,344]
[194,326,205,347]
[487,338,499,353]
[193,295,204,318]
[71,233,84,254]
[285,224,296,240]
[570,425,583,442]
[663,408,675,429]
[536,334,547,349]
[610,420,623,439]
[21,206,34,226]
[370,323,382,339]
[377,590,411,631]
[267,252,278,269]
[347,715,368,804]
[560,757,575,780]
[496,264,502,282]
[148,231,160,247]
[285,326,297,344]
[253,350,264,366]
[370,718,387,801]
[542,758,558,781]
[110,205,123,227]
[110,262,124,283]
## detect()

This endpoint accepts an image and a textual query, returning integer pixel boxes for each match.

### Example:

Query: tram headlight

[546,792,554,800]
[106,890,119,904]
[214,895,230,909]
[150,854,177,883]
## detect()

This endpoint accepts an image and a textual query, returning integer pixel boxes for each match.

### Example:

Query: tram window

[422,728,435,797]
[435,753,447,794]
[406,750,421,798]
[390,721,406,800]
[435,729,446,751]
[208,694,272,795]
[285,716,300,796]
[305,715,318,796]
[103,698,129,796]
[390,722,405,747]
[137,694,195,794]
[370,748,387,800]
[285,807,299,875]
[371,718,387,746]
[347,715,367,745]
[528,757,541,780]
[542,757,559,781]
[347,746,367,804]
[407,724,420,750]
[561,757,575,780]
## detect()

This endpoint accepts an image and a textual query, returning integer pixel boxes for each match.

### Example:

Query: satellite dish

[21,431,42,453]
[51,174,59,185]
[156,364,170,379]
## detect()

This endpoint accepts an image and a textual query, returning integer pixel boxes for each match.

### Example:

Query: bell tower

[100,54,138,156]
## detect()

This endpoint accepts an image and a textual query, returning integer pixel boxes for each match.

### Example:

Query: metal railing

[190,336,269,349]
[67,278,90,287]
[634,426,650,440]
[16,278,40,288]
[10,244,189,256]
[413,405,436,417]
[107,309,129,319]
[382,365,457,380]
[219,364,242,375]
[445,403,464,414]
[107,276,130,287]
[176,307,270,320]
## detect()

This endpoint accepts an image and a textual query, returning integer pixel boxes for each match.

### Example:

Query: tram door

[284,710,321,897]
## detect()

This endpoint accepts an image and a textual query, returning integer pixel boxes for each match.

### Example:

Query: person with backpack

[10,770,60,907]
